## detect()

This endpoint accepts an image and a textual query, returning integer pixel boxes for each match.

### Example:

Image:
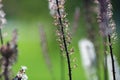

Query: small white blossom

[15,66,28,80]
[21,74,28,80]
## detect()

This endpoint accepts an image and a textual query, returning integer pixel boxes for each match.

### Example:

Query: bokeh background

[1,0,120,80]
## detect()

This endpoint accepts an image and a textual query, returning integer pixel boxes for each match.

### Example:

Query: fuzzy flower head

[48,0,72,53]
[97,0,116,37]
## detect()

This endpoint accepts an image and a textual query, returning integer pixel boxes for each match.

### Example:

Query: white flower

[16,66,28,80]
[21,74,28,80]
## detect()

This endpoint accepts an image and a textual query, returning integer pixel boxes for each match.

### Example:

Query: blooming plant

[96,0,117,80]
[48,0,73,80]
[0,29,18,80]
[0,1,18,80]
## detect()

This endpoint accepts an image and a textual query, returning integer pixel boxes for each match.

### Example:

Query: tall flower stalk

[0,28,3,44]
[48,0,73,80]
[0,1,18,80]
[96,0,116,80]
[39,26,55,80]
[0,29,18,80]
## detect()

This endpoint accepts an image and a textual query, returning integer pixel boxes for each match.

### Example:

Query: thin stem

[55,0,72,80]
[108,35,116,80]
[0,29,3,45]
[103,37,108,80]
[4,58,9,80]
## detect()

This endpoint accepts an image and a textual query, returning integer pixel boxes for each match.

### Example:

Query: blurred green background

[1,0,120,80]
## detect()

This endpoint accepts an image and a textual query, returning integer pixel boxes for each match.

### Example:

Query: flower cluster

[0,29,18,80]
[96,0,116,37]
[48,0,72,54]
[96,0,117,80]
[48,0,73,80]
[0,29,18,63]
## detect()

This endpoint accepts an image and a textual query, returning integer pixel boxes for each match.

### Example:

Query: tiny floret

[14,66,28,80]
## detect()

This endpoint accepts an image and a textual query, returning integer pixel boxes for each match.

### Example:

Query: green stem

[0,29,3,45]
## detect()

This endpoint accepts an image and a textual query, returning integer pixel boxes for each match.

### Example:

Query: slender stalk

[96,0,116,79]
[55,0,72,80]
[0,29,3,45]
[0,28,5,79]
[4,58,9,80]
[108,35,116,80]
[39,27,55,80]
[103,37,108,80]
[104,53,108,80]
